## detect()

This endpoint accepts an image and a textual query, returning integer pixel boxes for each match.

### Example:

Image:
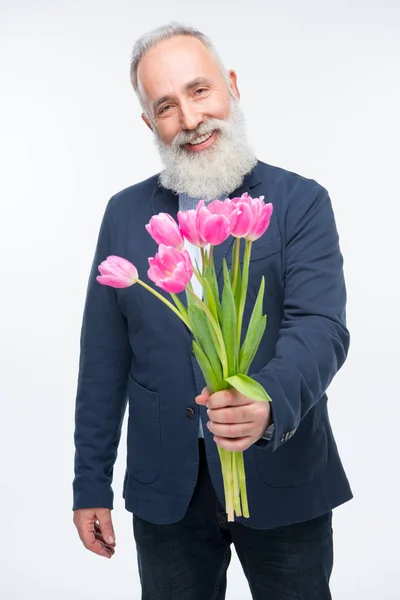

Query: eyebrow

[152,77,212,113]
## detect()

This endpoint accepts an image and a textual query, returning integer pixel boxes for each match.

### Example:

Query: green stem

[186,286,229,379]
[231,237,241,296]
[223,449,234,522]
[200,246,208,272]
[236,451,249,518]
[232,452,242,517]
[218,446,230,518]
[208,245,214,266]
[136,279,191,330]
[170,292,189,320]
[236,240,252,348]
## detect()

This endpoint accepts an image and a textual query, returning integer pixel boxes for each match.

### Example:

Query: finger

[213,435,254,452]
[78,526,113,558]
[97,512,116,546]
[87,537,114,558]
[207,406,252,424]
[207,421,253,438]
[93,534,116,555]
[93,527,116,552]
[206,389,252,410]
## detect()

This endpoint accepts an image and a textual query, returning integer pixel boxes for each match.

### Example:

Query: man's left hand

[195,387,272,451]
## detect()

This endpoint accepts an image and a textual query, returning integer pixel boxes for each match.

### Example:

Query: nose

[179,101,203,131]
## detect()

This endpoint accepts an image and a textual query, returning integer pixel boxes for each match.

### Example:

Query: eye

[158,104,172,115]
[194,88,208,96]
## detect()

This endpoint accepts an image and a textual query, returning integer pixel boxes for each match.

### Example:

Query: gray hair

[129,22,229,108]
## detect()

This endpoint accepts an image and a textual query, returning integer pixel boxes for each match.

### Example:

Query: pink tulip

[231,193,273,241]
[230,193,256,238]
[97,255,138,288]
[246,196,273,241]
[177,208,208,248]
[196,199,239,246]
[148,244,193,293]
[145,213,184,249]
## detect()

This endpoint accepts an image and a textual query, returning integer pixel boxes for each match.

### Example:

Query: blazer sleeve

[72,197,132,509]
[251,185,350,451]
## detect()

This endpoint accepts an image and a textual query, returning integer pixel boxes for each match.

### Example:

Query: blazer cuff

[253,420,275,449]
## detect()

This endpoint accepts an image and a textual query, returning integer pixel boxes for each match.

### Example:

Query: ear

[141,112,153,131]
[227,70,240,101]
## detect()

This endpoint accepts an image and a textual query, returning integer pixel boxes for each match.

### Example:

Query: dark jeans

[132,440,333,600]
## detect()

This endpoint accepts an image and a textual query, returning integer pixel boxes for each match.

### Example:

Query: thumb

[195,386,210,405]
[97,509,116,546]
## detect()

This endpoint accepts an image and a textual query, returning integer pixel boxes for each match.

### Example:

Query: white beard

[154,99,257,200]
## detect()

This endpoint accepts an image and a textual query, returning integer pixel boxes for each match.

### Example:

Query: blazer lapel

[151,180,179,221]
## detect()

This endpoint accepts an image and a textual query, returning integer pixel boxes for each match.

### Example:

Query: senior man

[73,22,353,600]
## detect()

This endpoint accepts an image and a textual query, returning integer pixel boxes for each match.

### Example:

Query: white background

[1,1,399,598]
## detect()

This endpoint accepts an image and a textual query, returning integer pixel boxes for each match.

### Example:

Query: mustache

[171,118,226,147]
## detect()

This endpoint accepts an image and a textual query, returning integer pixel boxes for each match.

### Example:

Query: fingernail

[108,536,114,544]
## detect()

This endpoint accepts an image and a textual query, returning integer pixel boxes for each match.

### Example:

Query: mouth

[184,130,217,152]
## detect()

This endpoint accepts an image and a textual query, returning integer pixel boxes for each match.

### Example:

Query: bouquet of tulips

[97,193,273,521]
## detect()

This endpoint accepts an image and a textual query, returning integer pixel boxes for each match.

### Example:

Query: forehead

[137,35,223,101]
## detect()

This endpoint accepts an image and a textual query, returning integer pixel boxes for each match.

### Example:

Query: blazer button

[186,407,195,418]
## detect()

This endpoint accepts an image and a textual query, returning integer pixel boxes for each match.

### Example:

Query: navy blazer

[73,160,353,528]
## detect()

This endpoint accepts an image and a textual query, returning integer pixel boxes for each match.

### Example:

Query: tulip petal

[147,246,193,293]
[145,213,184,249]
[96,275,135,288]
[96,256,138,287]
[248,203,273,241]
[231,202,254,238]
[147,260,165,286]
[202,214,231,245]
[196,205,211,242]
[157,244,182,271]
[178,209,207,247]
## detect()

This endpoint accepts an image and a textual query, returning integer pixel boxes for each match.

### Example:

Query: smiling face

[137,35,239,149]
[135,34,256,199]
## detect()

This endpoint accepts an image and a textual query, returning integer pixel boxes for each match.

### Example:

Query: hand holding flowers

[195,386,272,453]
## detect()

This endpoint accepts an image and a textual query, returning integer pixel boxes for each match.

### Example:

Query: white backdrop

[1,1,399,598]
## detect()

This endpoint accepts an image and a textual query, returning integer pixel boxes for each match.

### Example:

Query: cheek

[206,93,232,121]
[157,122,179,146]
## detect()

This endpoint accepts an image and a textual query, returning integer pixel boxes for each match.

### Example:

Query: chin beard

[154,100,257,200]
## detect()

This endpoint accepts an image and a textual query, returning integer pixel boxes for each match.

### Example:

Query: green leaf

[204,261,221,320]
[188,302,223,383]
[186,281,195,309]
[221,259,238,375]
[192,341,219,394]
[230,237,241,295]
[203,277,219,322]
[239,315,267,374]
[234,264,242,316]
[239,277,265,373]
[224,373,272,402]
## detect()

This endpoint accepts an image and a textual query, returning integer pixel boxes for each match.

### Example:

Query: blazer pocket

[226,237,282,268]
[126,374,161,483]
[250,236,282,262]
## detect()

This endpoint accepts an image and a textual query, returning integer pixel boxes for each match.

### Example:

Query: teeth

[189,131,213,145]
